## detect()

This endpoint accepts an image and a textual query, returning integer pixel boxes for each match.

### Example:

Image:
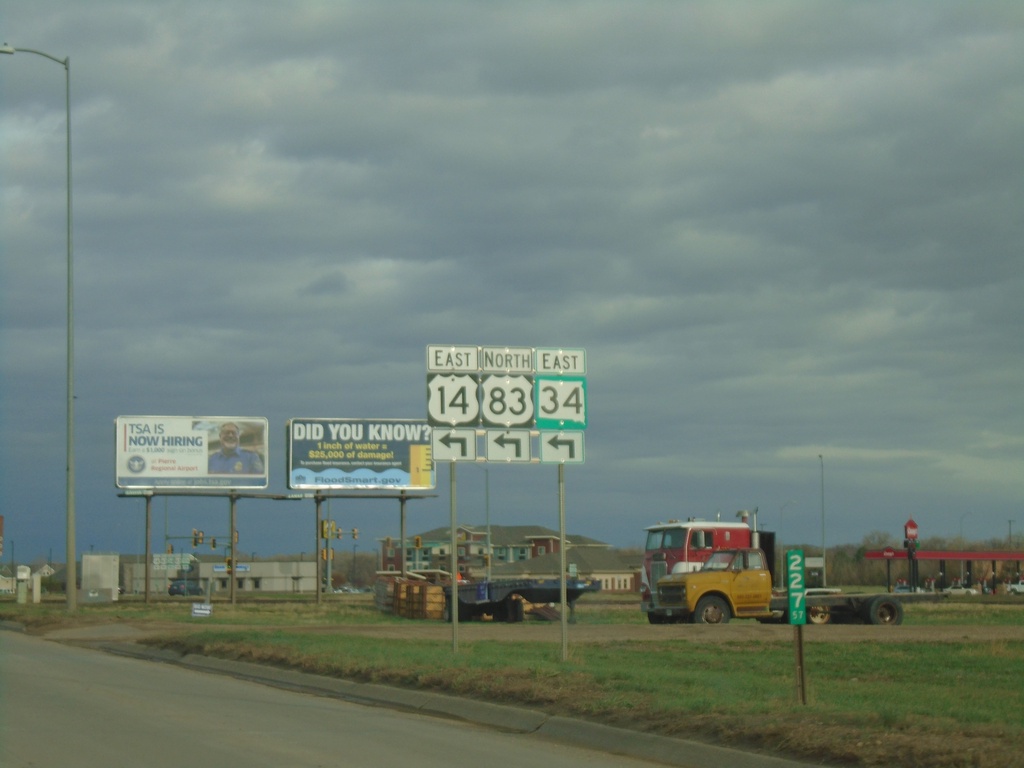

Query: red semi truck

[641,516,775,624]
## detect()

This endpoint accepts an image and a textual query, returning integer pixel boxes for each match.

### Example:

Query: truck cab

[651,548,774,624]
[641,519,775,623]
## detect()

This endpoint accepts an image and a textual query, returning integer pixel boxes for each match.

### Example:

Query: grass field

[3,593,1023,767]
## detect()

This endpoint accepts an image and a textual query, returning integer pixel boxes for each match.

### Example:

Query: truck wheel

[863,595,904,625]
[808,605,831,625]
[693,596,731,624]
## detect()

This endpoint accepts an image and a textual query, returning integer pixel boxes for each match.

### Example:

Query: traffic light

[234,530,239,544]
[352,528,358,540]
[414,535,422,549]
[197,530,204,545]
[167,544,173,554]
[225,556,233,572]
[192,528,199,547]
[210,537,217,549]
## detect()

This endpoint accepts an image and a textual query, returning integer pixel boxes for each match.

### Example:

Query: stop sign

[904,518,919,541]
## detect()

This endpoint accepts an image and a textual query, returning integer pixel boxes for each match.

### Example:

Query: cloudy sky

[2,1,1022,567]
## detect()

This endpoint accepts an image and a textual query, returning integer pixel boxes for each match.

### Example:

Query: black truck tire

[863,594,904,625]
[693,595,731,624]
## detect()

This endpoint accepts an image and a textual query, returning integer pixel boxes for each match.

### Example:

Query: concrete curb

[93,640,819,767]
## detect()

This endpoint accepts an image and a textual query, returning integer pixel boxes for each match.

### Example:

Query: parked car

[1006,580,1024,595]
[942,585,978,596]
[168,579,203,596]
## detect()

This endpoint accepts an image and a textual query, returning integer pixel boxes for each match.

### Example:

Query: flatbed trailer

[444,578,601,622]
[768,589,947,625]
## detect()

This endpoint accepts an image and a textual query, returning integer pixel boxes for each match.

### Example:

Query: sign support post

[449,462,459,653]
[144,493,153,603]
[314,496,324,606]
[229,494,238,605]
[426,345,586,656]
[558,463,568,661]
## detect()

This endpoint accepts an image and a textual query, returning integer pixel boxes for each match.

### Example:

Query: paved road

[0,626,814,768]
[0,630,659,767]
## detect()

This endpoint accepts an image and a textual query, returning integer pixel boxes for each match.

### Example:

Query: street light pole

[778,500,794,589]
[819,454,826,588]
[1,44,76,612]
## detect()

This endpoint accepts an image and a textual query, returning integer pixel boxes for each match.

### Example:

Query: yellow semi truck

[651,548,938,625]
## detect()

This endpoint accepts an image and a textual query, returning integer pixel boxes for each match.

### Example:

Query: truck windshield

[703,551,734,571]
[646,528,686,551]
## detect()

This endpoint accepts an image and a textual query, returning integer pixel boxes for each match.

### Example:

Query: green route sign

[787,549,807,625]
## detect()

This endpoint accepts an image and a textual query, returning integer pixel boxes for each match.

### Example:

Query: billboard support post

[144,493,152,603]
[229,494,237,605]
[315,495,324,606]
[399,494,408,579]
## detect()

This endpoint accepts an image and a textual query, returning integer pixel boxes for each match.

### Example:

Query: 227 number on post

[786,550,807,625]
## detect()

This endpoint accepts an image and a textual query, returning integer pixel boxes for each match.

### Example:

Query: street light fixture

[1,44,76,612]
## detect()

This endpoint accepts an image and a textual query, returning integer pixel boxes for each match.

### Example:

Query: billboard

[115,416,269,489]
[287,418,434,490]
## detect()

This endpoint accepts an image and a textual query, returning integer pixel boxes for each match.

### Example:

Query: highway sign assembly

[425,345,587,464]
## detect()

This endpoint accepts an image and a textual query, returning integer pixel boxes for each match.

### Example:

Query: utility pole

[819,454,826,588]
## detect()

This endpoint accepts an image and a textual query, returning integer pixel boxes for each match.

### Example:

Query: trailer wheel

[808,605,831,625]
[693,596,731,624]
[863,595,904,625]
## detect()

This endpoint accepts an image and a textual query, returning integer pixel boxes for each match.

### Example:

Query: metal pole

[778,501,794,589]
[64,55,75,613]
[485,468,492,582]
[327,498,333,593]
[559,464,568,662]
[819,455,826,588]
[0,45,76,612]
[450,462,458,653]
[144,494,152,603]
[229,495,237,605]
[794,625,807,705]
[399,494,407,579]
[315,496,323,606]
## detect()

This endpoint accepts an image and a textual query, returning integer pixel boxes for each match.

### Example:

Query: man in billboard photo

[208,422,265,474]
